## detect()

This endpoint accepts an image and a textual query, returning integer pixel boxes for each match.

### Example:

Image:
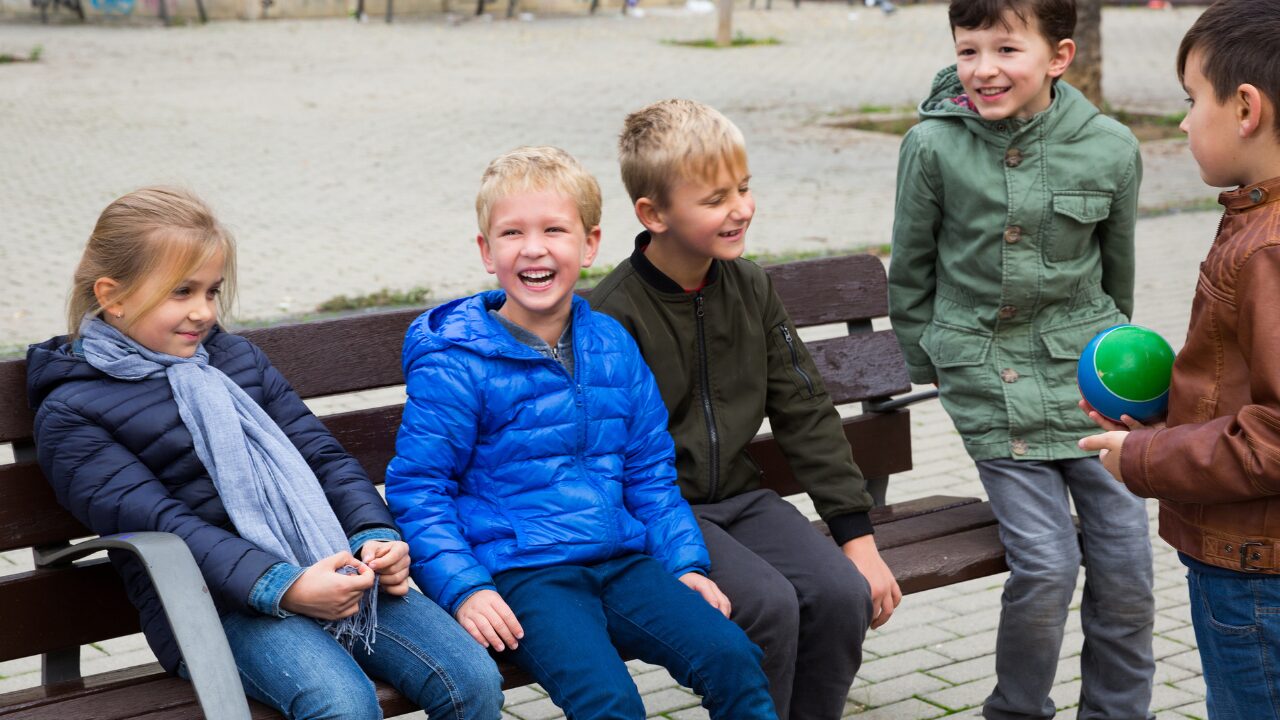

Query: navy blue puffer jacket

[385,292,710,615]
[26,328,395,674]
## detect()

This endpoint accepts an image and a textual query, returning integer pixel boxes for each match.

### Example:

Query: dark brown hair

[949,0,1077,47]
[1177,0,1280,137]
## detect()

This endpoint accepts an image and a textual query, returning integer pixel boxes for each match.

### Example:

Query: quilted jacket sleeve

[34,399,280,613]
[616,330,711,577]
[888,125,945,385]
[250,341,395,536]
[384,340,495,615]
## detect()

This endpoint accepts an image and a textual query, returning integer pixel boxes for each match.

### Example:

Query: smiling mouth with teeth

[519,269,555,287]
[978,88,1009,96]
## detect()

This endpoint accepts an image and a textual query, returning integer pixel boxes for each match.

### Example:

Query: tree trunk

[716,0,733,47]
[1066,0,1103,108]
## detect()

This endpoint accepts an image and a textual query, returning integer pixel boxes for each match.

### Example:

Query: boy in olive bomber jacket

[591,99,900,720]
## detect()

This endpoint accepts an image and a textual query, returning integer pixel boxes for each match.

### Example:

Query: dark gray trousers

[692,489,873,720]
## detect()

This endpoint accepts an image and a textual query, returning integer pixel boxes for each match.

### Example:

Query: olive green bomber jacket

[591,233,875,544]
[888,68,1141,462]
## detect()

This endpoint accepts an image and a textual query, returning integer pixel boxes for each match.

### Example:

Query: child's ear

[1048,38,1076,78]
[476,234,498,275]
[1236,83,1268,139]
[92,277,123,317]
[635,197,667,234]
[581,226,602,268]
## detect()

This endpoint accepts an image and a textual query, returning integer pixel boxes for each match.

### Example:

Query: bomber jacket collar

[1220,176,1280,213]
[629,231,722,296]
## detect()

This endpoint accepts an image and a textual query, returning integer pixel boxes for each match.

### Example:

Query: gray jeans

[976,457,1155,720]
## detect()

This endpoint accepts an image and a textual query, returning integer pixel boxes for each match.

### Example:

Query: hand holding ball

[1076,324,1174,424]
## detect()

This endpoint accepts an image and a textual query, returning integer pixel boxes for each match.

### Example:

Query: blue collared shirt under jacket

[385,291,710,615]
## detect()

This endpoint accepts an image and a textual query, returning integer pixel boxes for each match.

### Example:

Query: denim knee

[454,660,505,720]
[290,675,381,720]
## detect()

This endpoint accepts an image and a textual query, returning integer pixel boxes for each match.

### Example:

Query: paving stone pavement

[0,3,1223,718]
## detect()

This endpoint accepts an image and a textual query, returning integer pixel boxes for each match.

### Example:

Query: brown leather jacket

[1121,176,1280,574]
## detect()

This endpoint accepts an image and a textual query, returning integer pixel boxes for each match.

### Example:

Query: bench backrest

[0,253,911,665]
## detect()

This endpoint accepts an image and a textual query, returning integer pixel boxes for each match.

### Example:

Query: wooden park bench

[0,252,1008,719]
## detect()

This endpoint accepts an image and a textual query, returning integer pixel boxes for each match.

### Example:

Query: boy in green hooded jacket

[887,1,1155,717]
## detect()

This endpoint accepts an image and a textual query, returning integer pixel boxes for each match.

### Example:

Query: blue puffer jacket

[26,328,395,674]
[385,291,710,614]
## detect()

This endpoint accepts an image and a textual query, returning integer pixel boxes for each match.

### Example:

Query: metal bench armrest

[866,388,940,414]
[34,532,251,720]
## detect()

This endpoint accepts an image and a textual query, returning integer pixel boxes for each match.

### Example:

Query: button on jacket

[889,67,1141,462]
[1121,178,1280,574]
[591,236,875,544]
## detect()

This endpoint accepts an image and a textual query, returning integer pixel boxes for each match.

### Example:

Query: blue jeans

[493,554,778,720]
[217,589,504,719]
[1186,559,1280,719]
[976,457,1155,720]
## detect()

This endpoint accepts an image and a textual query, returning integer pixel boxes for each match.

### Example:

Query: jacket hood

[403,290,590,369]
[26,336,98,410]
[917,65,1099,140]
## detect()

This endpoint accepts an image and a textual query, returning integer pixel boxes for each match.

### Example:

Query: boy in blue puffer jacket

[385,146,776,719]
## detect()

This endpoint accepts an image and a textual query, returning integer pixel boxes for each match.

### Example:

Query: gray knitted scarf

[78,316,377,652]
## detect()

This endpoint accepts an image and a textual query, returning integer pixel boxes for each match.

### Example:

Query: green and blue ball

[1076,324,1175,424]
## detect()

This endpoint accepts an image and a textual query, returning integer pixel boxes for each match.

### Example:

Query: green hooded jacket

[888,67,1141,461]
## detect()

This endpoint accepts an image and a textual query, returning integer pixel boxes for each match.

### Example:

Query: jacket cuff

[1120,429,1157,498]
[447,584,499,617]
[349,527,401,558]
[906,363,937,386]
[827,512,874,546]
[249,562,306,618]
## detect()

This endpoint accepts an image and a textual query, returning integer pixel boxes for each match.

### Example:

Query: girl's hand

[679,572,732,618]
[360,540,411,596]
[280,551,375,620]
[455,589,524,651]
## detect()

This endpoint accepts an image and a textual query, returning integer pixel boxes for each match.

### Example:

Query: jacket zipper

[695,293,720,503]
[778,322,815,395]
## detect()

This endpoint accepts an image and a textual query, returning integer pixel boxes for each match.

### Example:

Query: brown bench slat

[866,494,979,525]
[882,524,1009,595]
[871,501,998,551]
[239,308,420,400]
[749,411,911,498]
[0,664,169,717]
[0,560,140,663]
[0,359,33,445]
[807,331,911,405]
[0,463,90,553]
[766,254,888,328]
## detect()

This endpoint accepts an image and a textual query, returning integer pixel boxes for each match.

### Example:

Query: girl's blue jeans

[1185,559,1280,720]
[210,589,504,720]
[493,553,778,720]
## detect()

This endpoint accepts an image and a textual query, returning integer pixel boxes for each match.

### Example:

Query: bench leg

[41,646,80,684]
[195,0,207,22]
[866,475,888,507]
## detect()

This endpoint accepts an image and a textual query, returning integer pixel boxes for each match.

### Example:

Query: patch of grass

[745,243,891,264]
[0,45,44,64]
[663,33,782,49]
[577,264,615,288]
[856,103,894,115]
[828,106,1187,142]
[315,286,432,313]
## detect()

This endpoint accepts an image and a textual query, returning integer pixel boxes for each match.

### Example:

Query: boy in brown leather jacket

[1080,2,1280,716]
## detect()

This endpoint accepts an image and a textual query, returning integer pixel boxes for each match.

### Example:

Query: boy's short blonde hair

[475,146,602,238]
[618,99,749,207]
